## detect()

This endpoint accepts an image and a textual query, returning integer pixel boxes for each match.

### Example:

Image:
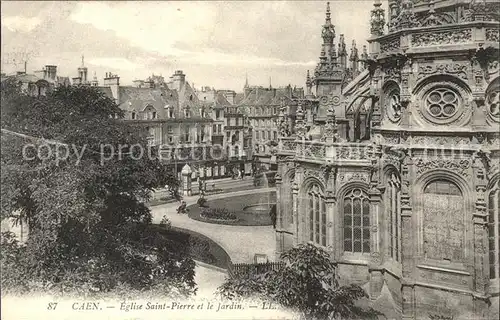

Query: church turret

[338,34,347,70]
[90,71,98,86]
[321,2,336,63]
[305,70,312,96]
[349,40,359,73]
[77,55,88,85]
[370,0,385,37]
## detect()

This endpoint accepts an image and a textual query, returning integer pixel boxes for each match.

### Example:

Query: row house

[99,70,230,180]
[242,84,304,170]
[1,65,71,97]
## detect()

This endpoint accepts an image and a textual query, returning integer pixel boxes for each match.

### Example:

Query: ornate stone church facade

[275,1,499,318]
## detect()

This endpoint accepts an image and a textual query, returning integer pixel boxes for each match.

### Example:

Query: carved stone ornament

[303,168,326,185]
[412,29,472,47]
[380,37,401,53]
[415,158,472,177]
[410,135,470,146]
[416,63,468,81]
[331,95,341,106]
[382,134,400,145]
[486,28,499,42]
[385,89,402,123]
[337,172,369,186]
[418,4,456,27]
[370,1,385,37]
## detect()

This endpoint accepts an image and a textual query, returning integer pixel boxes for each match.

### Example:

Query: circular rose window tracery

[420,85,464,125]
[486,89,500,121]
[386,90,402,123]
[425,88,459,119]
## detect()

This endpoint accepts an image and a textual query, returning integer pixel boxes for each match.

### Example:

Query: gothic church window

[488,185,500,279]
[387,173,401,261]
[308,184,326,246]
[423,180,464,262]
[343,188,370,254]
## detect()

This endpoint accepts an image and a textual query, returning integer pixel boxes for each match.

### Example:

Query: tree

[217,243,380,320]
[1,83,193,296]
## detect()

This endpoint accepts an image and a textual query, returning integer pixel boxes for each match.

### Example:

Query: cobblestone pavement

[150,187,276,264]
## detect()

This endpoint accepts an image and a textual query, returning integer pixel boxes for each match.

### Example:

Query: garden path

[150,188,276,264]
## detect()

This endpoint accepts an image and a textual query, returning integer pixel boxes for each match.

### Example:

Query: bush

[200,208,237,221]
[188,237,216,264]
[197,197,208,208]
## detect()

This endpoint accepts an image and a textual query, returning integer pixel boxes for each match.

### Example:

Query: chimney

[172,70,185,91]
[224,91,236,105]
[103,72,120,104]
[45,65,57,80]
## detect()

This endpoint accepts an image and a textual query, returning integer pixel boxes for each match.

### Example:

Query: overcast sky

[1,1,385,91]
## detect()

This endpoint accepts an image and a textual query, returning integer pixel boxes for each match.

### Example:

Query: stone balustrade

[278,138,375,164]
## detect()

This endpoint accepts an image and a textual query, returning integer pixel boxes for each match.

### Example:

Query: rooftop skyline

[1,1,384,91]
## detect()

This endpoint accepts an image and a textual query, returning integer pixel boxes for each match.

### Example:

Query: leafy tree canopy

[0,82,190,296]
[217,243,380,320]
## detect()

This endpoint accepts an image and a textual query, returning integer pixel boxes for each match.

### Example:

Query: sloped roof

[234,93,245,105]
[96,86,113,99]
[2,73,45,84]
[117,86,178,119]
[215,91,231,107]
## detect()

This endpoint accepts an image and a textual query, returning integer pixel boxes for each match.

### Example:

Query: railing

[228,261,285,278]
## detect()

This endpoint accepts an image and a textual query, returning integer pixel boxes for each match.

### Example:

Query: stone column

[472,154,489,315]
[368,147,384,300]
[275,172,283,256]
[401,154,416,319]
[368,183,384,300]
[181,164,192,196]
[292,181,299,245]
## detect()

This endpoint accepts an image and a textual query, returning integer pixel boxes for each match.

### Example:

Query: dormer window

[152,111,157,119]
[131,112,136,120]
[189,95,193,101]
[185,108,191,118]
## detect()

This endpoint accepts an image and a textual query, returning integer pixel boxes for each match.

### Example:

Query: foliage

[200,207,237,221]
[159,215,172,229]
[197,197,208,208]
[153,226,216,266]
[217,243,380,320]
[0,84,193,296]
[188,236,216,265]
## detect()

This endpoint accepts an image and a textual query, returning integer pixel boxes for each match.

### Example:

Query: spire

[338,35,347,56]
[370,0,386,36]
[244,73,249,88]
[81,54,85,67]
[325,1,331,25]
[350,40,358,61]
[306,70,312,96]
[269,76,272,89]
[321,2,335,45]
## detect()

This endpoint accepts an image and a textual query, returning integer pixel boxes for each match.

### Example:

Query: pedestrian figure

[177,201,187,214]
[269,204,277,229]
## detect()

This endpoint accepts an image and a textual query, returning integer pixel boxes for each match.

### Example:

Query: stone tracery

[275,1,500,318]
